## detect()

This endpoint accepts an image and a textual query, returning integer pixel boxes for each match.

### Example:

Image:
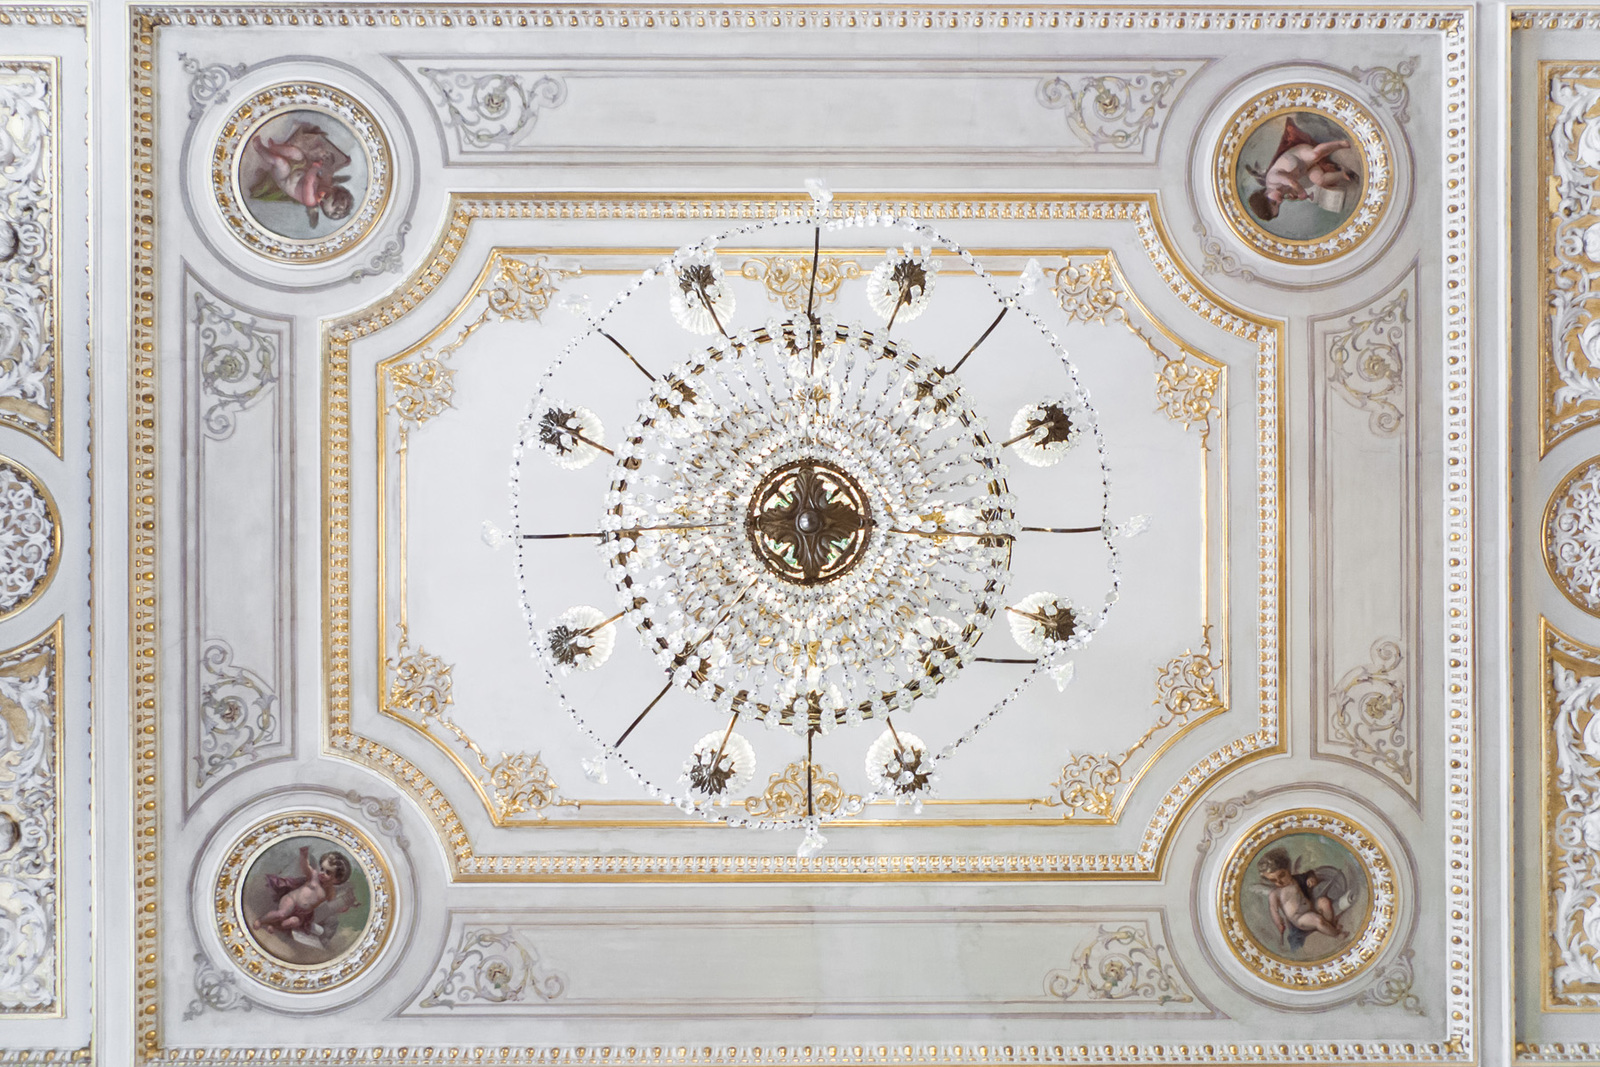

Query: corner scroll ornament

[415,67,568,153]
[1542,66,1600,453]
[740,255,862,312]
[1035,637,1225,821]
[1357,948,1423,1015]
[1543,621,1600,1008]
[1035,68,1194,154]
[193,291,280,441]
[1325,639,1413,789]
[387,253,576,431]
[0,62,58,454]
[0,622,59,1014]
[177,52,247,121]
[418,927,566,1008]
[384,637,574,823]
[195,639,278,787]
[182,952,253,1021]
[743,760,865,820]
[1326,288,1408,436]
[1050,254,1222,444]
[1350,57,1418,125]
[1195,789,1260,855]
[1044,922,1195,1004]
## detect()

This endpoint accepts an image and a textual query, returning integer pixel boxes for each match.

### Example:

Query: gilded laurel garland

[192,291,280,440]
[1326,289,1407,436]
[195,639,278,787]
[415,68,568,152]
[743,760,865,819]
[1035,69,1193,153]
[0,458,57,620]
[740,254,862,311]
[0,622,58,1013]
[1543,66,1600,452]
[1544,622,1600,1008]
[419,928,567,1008]
[0,62,57,453]
[1044,922,1195,1004]
[1326,639,1412,787]
[1546,458,1600,615]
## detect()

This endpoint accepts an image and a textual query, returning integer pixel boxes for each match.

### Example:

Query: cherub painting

[1239,832,1369,963]
[241,836,371,966]
[235,110,366,241]
[1234,111,1365,242]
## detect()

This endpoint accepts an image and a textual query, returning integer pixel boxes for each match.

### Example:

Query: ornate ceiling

[0,2,1589,1064]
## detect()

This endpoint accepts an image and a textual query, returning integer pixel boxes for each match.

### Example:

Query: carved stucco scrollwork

[1350,57,1418,125]
[740,255,862,312]
[0,62,57,453]
[1357,948,1423,1015]
[1035,68,1194,154]
[339,789,410,850]
[1326,288,1408,436]
[349,220,413,282]
[385,638,574,823]
[177,52,246,121]
[415,67,568,153]
[1326,639,1412,788]
[0,457,57,620]
[1544,621,1600,1008]
[1050,253,1223,445]
[418,928,566,1008]
[1546,458,1600,617]
[1543,67,1600,453]
[0,621,58,1014]
[1044,922,1195,1004]
[1035,638,1225,821]
[192,290,280,441]
[743,760,864,820]
[387,253,575,431]
[195,639,278,787]
[182,952,254,1021]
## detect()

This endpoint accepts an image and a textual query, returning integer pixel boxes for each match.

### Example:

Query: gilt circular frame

[212,82,392,264]
[214,811,394,993]
[1214,84,1392,264]
[1217,809,1395,990]
[0,454,61,623]
[1544,455,1600,617]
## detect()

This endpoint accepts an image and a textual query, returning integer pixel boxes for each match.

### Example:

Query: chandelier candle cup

[512,205,1125,839]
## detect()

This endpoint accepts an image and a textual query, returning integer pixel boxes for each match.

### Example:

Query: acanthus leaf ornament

[1035,68,1195,154]
[1044,922,1196,1004]
[1325,639,1412,788]
[418,928,566,1008]
[0,62,57,453]
[0,621,59,1013]
[1326,288,1408,436]
[1544,621,1600,1007]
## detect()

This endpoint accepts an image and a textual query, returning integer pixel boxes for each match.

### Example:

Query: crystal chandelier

[512,184,1127,854]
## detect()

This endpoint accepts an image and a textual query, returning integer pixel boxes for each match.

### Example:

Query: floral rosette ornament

[511,186,1136,853]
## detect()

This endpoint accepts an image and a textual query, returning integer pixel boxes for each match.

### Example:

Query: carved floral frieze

[0,621,60,1014]
[1543,620,1600,1009]
[0,62,57,453]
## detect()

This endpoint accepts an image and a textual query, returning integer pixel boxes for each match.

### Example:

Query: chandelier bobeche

[512,184,1131,853]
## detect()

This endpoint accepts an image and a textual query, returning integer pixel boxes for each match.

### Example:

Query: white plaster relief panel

[0,6,91,1062]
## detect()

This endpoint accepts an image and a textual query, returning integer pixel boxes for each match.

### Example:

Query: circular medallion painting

[213,83,391,263]
[1215,86,1391,264]
[216,812,392,991]
[1218,810,1395,989]
[0,455,60,623]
